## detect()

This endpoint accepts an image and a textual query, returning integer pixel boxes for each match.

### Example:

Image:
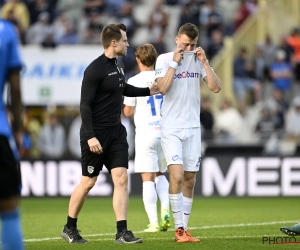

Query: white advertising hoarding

[20,157,300,197]
[21,45,104,105]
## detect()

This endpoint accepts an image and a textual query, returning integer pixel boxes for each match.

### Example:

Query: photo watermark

[262,236,300,245]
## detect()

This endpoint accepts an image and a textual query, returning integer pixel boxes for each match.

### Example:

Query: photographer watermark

[262,236,300,244]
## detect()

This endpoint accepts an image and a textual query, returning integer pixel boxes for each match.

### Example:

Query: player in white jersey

[155,23,221,243]
[123,44,170,232]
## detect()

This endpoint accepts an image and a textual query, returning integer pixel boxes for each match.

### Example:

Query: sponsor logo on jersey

[174,71,200,79]
[87,166,94,174]
[108,71,117,76]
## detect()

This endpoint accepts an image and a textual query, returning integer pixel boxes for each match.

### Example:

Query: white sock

[169,192,184,228]
[183,196,193,230]
[155,175,169,213]
[143,181,158,224]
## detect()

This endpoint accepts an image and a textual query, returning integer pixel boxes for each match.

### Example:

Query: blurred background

[1,0,300,197]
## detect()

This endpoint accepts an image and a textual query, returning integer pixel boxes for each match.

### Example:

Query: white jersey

[155,51,207,129]
[123,71,163,134]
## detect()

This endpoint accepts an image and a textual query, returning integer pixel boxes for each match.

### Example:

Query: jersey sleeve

[7,23,22,70]
[198,60,213,80]
[80,64,100,139]
[123,77,136,106]
[155,54,169,79]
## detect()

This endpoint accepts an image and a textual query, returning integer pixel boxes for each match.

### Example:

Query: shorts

[80,123,129,176]
[0,135,22,199]
[134,128,167,173]
[160,128,201,172]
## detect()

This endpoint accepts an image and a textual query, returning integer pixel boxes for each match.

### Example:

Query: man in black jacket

[61,23,157,244]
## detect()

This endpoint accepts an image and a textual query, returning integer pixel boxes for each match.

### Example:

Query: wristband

[169,61,178,69]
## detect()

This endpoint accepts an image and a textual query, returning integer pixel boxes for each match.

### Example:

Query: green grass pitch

[20,197,300,249]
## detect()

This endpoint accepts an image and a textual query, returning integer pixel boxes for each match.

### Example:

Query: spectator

[152,33,167,55]
[56,0,84,25]
[270,50,292,95]
[277,35,294,64]
[264,88,289,130]
[205,0,223,41]
[26,12,54,44]
[258,35,277,80]
[26,117,42,158]
[177,3,199,29]
[287,27,300,82]
[2,9,26,44]
[233,0,250,31]
[252,45,266,82]
[233,47,261,114]
[1,0,30,33]
[41,33,57,48]
[148,0,168,44]
[105,0,126,15]
[285,96,300,140]
[78,9,103,44]
[217,0,239,35]
[117,2,137,40]
[84,0,106,16]
[57,21,78,44]
[214,99,244,143]
[37,113,66,159]
[255,107,277,142]
[26,0,55,25]
[206,29,223,60]
[200,96,214,141]
[246,0,258,14]
[68,115,81,159]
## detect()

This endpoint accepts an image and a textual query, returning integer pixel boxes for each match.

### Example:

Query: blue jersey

[0,19,22,138]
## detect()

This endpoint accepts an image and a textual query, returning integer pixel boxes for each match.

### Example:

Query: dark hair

[101,23,127,49]
[135,43,158,67]
[177,23,199,40]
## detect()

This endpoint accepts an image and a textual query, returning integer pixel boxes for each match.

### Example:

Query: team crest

[87,166,94,174]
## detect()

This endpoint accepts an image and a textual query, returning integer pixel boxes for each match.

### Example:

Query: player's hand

[194,47,208,64]
[149,81,159,96]
[88,137,103,154]
[173,48,184,63]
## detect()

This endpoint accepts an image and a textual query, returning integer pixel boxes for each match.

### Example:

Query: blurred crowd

[0,0,259,76]
[1,0,300,158]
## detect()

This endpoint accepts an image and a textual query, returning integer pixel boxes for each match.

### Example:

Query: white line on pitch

[24,220,298,242]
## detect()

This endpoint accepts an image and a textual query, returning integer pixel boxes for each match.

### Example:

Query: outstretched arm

[123,82,158,96]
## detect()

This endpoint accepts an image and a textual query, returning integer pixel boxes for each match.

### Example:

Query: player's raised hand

[149,81,160,96]
[173,48,184,63]
[195,47,208,64]
[88,137,103,154]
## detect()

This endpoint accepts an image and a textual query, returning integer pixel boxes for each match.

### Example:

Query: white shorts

[134,128,167,173]
[161,127,201,172]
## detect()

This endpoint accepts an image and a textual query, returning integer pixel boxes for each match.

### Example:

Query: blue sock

[1,209,24,250]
